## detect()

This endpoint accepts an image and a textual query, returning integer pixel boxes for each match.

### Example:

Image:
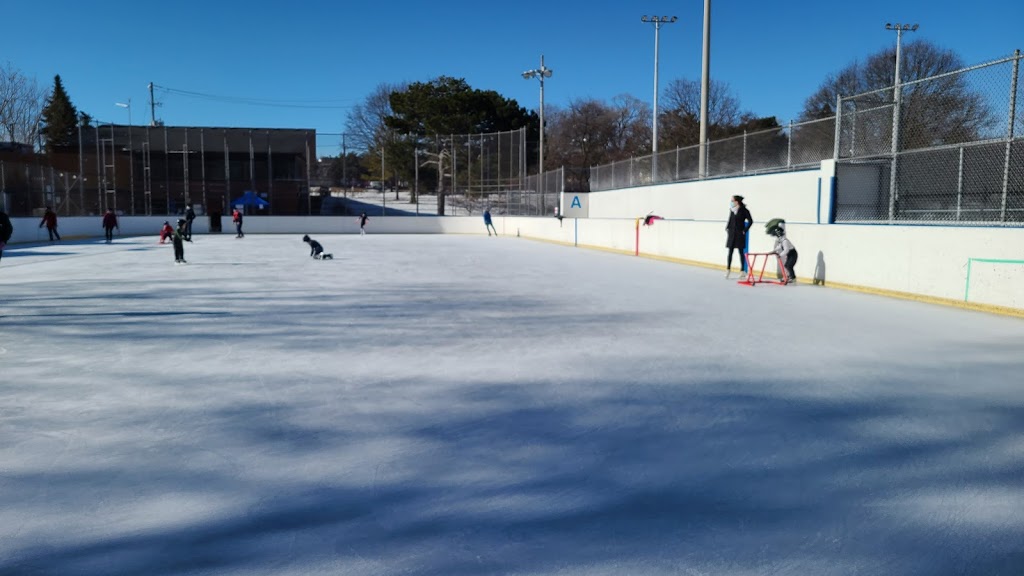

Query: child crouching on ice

[303,235,333,259]
[765,218,798,284]
[159,221,174,244]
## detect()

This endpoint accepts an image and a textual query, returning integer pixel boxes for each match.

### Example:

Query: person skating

[766,218,798,284]
[358,212,369,235]
[0,209,13,265]
[172,218,188,264]
[483,208,497,236]
[724,195,752,278]
[232,208,244,238]
[159,221,174,244]
[184,205,196,242]
[102,209,119,243]
[39,207,60,242]
[302,235,333,259]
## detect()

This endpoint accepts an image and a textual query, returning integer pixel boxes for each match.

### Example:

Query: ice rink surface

[2,233,1023,575]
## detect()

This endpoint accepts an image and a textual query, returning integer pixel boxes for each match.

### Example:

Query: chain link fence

[589,117,837,192]
[317,127,559,217]
[834,52,1023,224]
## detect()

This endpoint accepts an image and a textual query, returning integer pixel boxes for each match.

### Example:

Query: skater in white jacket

[766,219,798,284]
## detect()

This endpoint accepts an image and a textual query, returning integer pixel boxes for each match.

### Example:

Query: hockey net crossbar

[738,252,789,286]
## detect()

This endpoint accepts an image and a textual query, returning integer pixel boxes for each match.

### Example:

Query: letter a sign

[562,193,589,218]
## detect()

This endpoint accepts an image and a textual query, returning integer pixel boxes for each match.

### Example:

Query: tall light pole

[642,15,677,183]
[115,99,134,214]
[699,0,711,179]
[885,22,918,221]
[523,55,552,215]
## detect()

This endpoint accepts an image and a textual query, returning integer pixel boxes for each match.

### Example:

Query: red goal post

[738,252,789,286]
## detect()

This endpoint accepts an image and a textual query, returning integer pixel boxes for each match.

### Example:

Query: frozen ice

[1,234,1023,575]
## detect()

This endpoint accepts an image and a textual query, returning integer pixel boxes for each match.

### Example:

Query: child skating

[765,218,798,284]
[172,218,188,264]
[302,235,333,259]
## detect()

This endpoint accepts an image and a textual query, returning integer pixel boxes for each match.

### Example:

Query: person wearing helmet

[159,221,174,244]
[765,218,797,284]
[302,234,332,259]
[172,218,188,264]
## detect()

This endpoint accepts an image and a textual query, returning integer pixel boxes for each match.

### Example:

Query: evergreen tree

[41,75,79,152]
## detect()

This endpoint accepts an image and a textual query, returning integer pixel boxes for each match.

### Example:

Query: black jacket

[725,206,753,249]
[0,211,12,243]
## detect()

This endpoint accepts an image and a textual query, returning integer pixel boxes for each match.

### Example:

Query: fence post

[742,131,747,172]
[1000,49,1020,222]
[833,95,842,161]
[630,157,634,187]
[787,121,793,168]
[956,146,964,221]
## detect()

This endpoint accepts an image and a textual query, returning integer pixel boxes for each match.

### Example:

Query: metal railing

[589,116,836,192]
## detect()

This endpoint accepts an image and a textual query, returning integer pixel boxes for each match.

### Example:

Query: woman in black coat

[725,195,753,277]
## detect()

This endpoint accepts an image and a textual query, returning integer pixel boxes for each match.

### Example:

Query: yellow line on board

[517,234,1024,320]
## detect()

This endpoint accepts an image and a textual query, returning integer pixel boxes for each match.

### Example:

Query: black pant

[235,222,244,237]
[184,220,193,241]
[785,249,798,281]
[104,227,115,242]
[173,238,185,261]
[45,226,60,241]
[727,247,746,271]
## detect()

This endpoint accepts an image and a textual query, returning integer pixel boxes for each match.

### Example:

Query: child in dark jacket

[302,235,333,259]
[172,219,187,264]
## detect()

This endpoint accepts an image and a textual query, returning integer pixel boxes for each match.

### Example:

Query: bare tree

[546,99,617,190]
[0,62,45,145]
[660,78,743,147]
[343,82,405,153]
[799,39,994,148]
[608,94,651,158]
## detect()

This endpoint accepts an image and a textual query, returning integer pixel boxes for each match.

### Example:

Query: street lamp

[884,22,918,221]
[523,54,552,215]
[115,99,134,214]
[642,15,677,183]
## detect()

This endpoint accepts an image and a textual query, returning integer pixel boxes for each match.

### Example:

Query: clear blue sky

[5,0,1022,156]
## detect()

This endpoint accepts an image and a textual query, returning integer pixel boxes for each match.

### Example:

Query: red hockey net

[737,252,789,286]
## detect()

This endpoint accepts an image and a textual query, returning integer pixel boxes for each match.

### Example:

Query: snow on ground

[1,233,1023,575]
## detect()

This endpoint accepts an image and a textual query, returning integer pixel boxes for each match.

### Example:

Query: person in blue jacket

[483,208,497,236]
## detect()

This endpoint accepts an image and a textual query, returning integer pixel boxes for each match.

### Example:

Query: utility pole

[148,83,157,126]
[641,15,678,183]
[522,55,553,215]
[885,22,918,222]
[699,0,711,179]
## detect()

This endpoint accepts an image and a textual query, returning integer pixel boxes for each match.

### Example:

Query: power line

[152,83,356,110]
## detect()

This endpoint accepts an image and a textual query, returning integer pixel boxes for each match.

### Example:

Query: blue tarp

[231,190,269,208]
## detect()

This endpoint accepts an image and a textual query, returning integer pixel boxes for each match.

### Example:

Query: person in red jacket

[101,209,119,243]
[39,207,60,242]
[232,208,244,238]
[159,221,174,244]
